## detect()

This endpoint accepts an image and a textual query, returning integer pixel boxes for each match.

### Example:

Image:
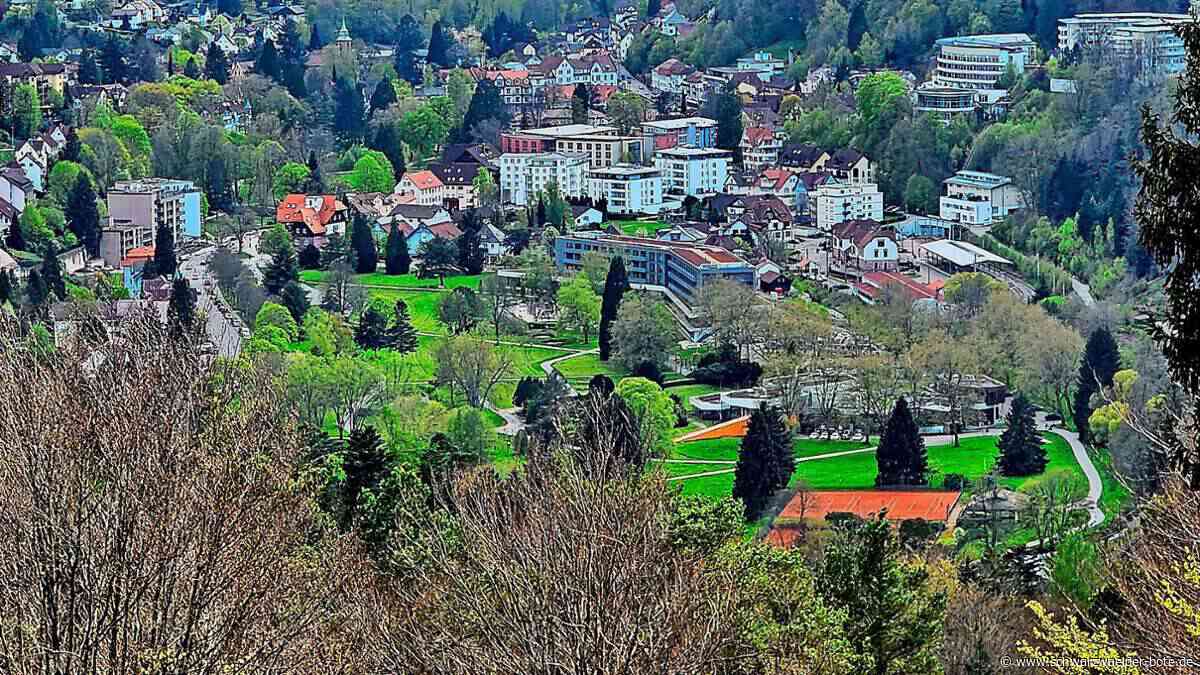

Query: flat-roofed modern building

[938,170,1024,225]
[498,151,588,205]
[640,116,718,159]
[500,124,644,168]
[653,146,731,197]
[102,178,202,268]
[813,181,884,231]
[553,231,754,308]
[916,33,1035,119]
[587,164,663,215]
[1058,13,1189,78]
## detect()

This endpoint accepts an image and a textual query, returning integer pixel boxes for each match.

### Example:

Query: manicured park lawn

[664,383,722,409]
[669,434,1089,499]
[553,352,628,384]
[676,472,736,499]
[300,270,485,290]
[367,288,446,334]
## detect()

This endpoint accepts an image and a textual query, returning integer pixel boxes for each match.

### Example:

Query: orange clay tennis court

[674,415,750,442]
[779,490,962,522]
[767,490,962,547]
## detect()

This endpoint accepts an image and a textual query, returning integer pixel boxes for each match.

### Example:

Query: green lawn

[671,436,871,463]
[664,383,722,409]
[553,352,628,384]
[300,270,484,290]
[675,472,736,499]
[1090,445,1133,522]
[612,219,664,237]
[488,436,523,476]
[367,288,446,334]
[669,434,1090,500]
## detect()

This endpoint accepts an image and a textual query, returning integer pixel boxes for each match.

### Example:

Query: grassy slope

[300,270,484,290]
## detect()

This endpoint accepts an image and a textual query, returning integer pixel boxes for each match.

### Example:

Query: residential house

[740,126,782,172]
[824,149,875,185]
[275,193,348,248]
[404,221,462,256]
[651,58,695,94]
[0,165,32,213]
[829,219,898,272]
[570,204,603,228]
[429,161,492,210]
[778,143,831,171]
[394,170,446,207]
[0,62,66,114]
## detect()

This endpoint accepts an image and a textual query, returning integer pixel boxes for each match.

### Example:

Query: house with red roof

[740,126,782,172]
[276,194,348,247]
[394,170,446,207]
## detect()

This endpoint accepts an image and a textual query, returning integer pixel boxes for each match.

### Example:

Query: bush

[299,243,321,269]
[942,473,967,490]
[669,393,688,427]
[632,360,664,385]
[691,360,763,388]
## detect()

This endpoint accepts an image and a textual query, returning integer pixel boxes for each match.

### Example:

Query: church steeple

[335,17,352,58]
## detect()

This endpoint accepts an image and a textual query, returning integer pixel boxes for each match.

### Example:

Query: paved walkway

[1050,427,1105,527]
[1072,277,1096,307]
[541,348,597,376]
[487,404,525,436]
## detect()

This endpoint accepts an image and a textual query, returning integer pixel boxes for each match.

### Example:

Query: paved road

[1050,427,1105,527]
[1072,277,1096,307]
[179,247,244,358]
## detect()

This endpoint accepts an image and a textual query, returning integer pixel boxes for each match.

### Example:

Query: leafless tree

[433,333,515,407]
[0,316,369,674]
[369,460,745,673]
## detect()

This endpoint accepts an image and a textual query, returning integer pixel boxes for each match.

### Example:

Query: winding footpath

[1050,427,1105,527]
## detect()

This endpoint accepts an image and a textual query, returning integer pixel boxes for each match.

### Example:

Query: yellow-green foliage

[1018,601,1141,674]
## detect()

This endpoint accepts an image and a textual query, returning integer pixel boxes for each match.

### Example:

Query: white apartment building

[938,170,1024,225]
[1058,13,1189,78]
[498,152,588,206]
[915,33,1035,118]
[587,164,663,215]
[653,146,731,197]
[813,182,884,231]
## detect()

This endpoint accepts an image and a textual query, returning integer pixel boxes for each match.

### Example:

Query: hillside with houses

[0,0,1195,671]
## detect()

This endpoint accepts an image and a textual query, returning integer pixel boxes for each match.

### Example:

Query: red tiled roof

[741,126,775,146]
[428,222,462,239]
[863,271,939,301]
[402,170,444,191]
[120,245,155,267]
[276,194,343,235]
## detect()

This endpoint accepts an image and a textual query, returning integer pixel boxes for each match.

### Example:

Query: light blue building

[554,231,753,309]
[640,117,719,162]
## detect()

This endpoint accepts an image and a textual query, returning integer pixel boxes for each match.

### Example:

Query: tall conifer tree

[598,256,629,362]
